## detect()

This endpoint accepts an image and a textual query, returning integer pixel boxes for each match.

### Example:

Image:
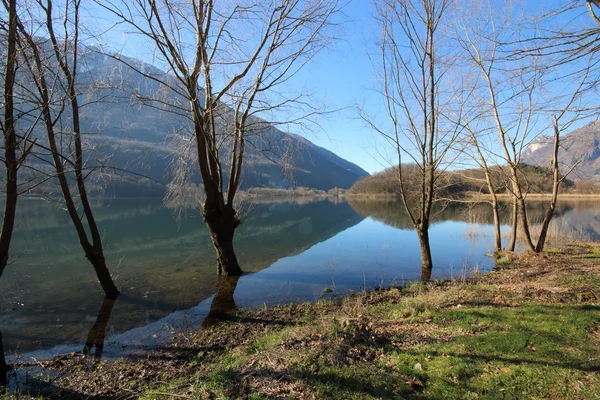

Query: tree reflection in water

[0,329,8,388]
[82,296,118,367]
[203,276,241,328]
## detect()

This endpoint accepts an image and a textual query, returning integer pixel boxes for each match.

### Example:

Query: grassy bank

[5,245,600,399]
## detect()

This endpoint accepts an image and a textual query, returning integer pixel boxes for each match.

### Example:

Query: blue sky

[85,0,388,174]
[82,0,599,176]
[279,0,385,174]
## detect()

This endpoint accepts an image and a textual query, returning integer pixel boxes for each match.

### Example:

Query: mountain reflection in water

[1,198,598,363]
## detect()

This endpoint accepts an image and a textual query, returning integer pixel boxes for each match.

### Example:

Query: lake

[0,197,598,364]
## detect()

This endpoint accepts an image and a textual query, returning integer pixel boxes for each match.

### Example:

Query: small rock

[414,363,423,370]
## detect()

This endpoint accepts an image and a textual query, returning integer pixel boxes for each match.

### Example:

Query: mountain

[8,45,369,197]
[522,120,600,181]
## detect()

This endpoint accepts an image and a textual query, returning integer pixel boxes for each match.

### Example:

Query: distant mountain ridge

[522,119,600,182]
[7,43,369,197]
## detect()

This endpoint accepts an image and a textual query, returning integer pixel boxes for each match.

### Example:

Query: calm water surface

[1,197,598,363]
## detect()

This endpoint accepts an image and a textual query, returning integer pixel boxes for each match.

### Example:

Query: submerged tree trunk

[417,228,433,282]
[204,275,241,327]
[202,203,243,276]
[508,196,518,251]
[0,0,18,280]
[83,296,118,366]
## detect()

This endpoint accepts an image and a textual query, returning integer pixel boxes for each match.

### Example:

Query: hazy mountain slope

[7,44,370,196]
[522,120,600,181]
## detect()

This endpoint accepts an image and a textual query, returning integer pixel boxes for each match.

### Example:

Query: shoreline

[470,193,600,200]
[3,243,600,399]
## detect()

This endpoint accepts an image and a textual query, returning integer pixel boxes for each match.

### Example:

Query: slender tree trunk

[84,248,119,298]
[517,196,535,251]
[508,195,518,251]
[417,228,433,282]
[481,169,502,252]
[491,198,502,251]
[18,25,119,298]
[535,117,561,252]
[70,81,118,298]
[83,296,117,366]
[507,166,535,252]
[0,0,18,280]
[202,203,243,276]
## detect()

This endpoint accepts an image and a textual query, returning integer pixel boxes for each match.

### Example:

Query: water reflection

[3,198,600,363]
[349,198,600,246]
[0,199,363,355]
[0,329,7,387]
[203,276,241,327]
[82,296,118,367]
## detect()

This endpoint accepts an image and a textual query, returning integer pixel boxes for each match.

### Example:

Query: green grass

[5,249,600,399]
[386,304,600,399]
[184,301,599,399]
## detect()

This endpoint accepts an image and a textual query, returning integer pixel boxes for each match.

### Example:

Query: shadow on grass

[214,365,408,399]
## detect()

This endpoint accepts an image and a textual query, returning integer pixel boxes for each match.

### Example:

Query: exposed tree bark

[417,228,433,282]
[513,179,535,252]
[83,296,118,366]
[15,1,119,297]
[203,204,242,275]
[0,0,19,279]
[587,0,600,24]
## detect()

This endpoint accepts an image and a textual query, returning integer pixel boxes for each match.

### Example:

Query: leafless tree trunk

[99,0,340,276]
[456,121,503,252]
[15,0,119,297]
[535,119,561,252]
[82,296,117,366]
[366,0,459,280]
[508,196,518,252]
[0,0,18,279]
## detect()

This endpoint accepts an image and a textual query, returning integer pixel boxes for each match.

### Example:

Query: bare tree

[456,0,597,253]
[14,0,119,297]
[98,0,340,275]
[457,121,503,251]
[366,0,460,280]
[0,0,19,278]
